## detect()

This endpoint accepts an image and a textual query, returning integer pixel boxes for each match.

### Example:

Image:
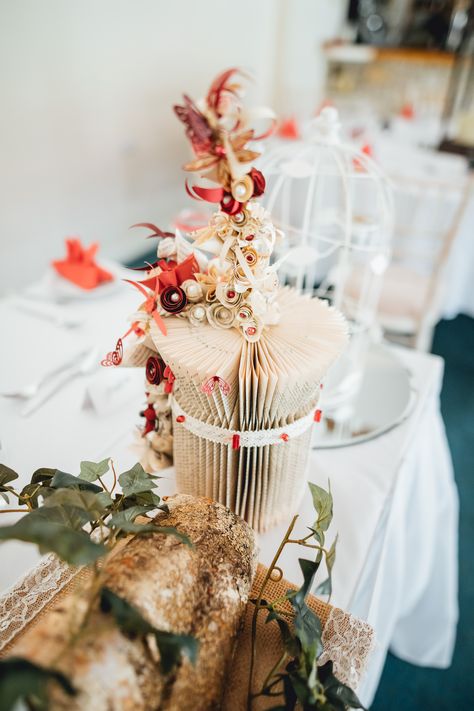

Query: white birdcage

[261,108,394,444]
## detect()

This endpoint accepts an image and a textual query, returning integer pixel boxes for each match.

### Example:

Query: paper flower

[207,302,235,329]
[146,355,166,385]
[160,286,187,314]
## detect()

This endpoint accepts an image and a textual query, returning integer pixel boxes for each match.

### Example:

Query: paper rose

[160,285,187,314]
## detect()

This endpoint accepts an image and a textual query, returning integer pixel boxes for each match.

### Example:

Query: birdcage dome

[260,107,394,440]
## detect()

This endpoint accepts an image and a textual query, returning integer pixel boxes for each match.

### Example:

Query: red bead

[247,326,256,336]
[232,434,240,450]
[246,254,253,262]
[176,415,185,423]
[245,234,254,241]
[227,290,236,299]
[314,409,322,422]
[280,433,289,442]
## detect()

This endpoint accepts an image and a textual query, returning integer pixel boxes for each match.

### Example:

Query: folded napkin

[52,238,114,290]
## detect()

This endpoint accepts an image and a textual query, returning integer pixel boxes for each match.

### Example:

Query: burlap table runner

[0,557,373,708]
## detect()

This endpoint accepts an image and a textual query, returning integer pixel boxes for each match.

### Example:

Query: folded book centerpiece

[112,70,348,531]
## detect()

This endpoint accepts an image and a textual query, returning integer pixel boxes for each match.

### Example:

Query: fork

[1,349,89,399]
[10,296,84,328]
[21,349,100,417]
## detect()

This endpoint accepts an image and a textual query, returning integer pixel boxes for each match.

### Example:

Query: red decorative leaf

[174,95,214,156]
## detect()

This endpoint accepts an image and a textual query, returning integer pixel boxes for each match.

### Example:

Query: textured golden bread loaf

[9,494,257,711]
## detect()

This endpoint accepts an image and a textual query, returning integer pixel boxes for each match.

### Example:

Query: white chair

[383,175,470,351]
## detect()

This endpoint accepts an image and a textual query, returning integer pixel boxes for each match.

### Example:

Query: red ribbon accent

[123,279,167,336]
[163,365,175,393]
[138,254,200,292]
[314,409,322,423]
[185,180,225,204]
[131,223,175,239]
[232,434,241,450]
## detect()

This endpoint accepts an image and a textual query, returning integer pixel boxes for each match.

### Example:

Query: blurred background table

[0,266,458,707]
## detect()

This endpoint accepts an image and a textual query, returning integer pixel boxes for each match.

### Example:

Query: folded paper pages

[143,287,348,530]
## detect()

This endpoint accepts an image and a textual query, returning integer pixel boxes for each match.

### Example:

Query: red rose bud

[249,168,266,197]
[145,355,166,385]
[160,285,187,314]
[220,193,243,215]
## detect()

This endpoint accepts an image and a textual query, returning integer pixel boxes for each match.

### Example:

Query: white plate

[24,262,127,304]
[312,343,417,448]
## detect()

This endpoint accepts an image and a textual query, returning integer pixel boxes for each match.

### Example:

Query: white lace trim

[0,554,81,653]
[320,606,375,689]
[0,557,374,691]
[171,398,319,447]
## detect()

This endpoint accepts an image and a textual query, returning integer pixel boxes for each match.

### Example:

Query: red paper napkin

[52,238,114,290]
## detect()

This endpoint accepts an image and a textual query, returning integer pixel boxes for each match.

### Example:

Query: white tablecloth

[0,275,458,706]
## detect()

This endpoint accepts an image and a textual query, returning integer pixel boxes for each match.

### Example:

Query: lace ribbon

[0,554,80,654]
[171,397,318,447]
[0,555,374,691]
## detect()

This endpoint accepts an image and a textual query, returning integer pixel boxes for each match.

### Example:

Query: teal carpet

[371,315,474,711]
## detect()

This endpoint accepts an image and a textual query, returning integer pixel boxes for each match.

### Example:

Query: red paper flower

[146,355,166,385]
[249,168,266,197]
[160,285,187,314]
[220,193,243,215]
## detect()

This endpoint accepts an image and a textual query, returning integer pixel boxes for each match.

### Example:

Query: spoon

[21,349,100,417]
[1,349,89,399]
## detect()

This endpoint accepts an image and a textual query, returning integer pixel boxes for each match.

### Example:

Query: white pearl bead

[235,183,246,198]
[187,284,200,297]
[195,307,205,319]
[170,293,180,303]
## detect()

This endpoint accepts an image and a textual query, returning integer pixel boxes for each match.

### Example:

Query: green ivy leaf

[17,469,57,508]
[43,488,109,521]
[308,481,333,539]
[266,609,299,658]
[30,467,56,485]
[51,470,102,493]
[79,459,110,482]
[319,660,366,709]
[96,491,114,508]
[316,535,338,597]
[100,587,198,674]
[290,593,323,669]
[18,482,45,509]
[121,490,162,509]
[109,504,155,524]
[110,521,160,534]
[118,463,159,497]
[293,558,320,607]
[0,513,106,565]
[33,504,89,531]
[0,656,75,711]
[0,464,18,491]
